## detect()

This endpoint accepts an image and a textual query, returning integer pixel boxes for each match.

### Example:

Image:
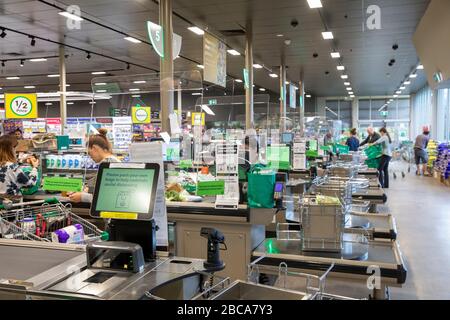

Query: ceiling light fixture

[129,88,140,91]
[349,92,354,95]
[396,90,401,94]
[94,82,107,85]
[253,64,263,69]
[235,79,243,83]
[58,11,84,21]
[1,61,4,67]
[47,74,60,77]
[133,80,146,84]
[341,75,348,79]
[269,73,278,78]
[131,95,141,98]
[92,71,106,75]
[191,92,202,96]
[330,52,340,58]
[29,58,47,62]
[322,31,334,40]
[30,36,36,46]
[400,86,406,90]
[96,90,107,93]
[393,94,398,98]
[285,81,290,85]
[417,64,424,70]
[0,28,6,38]
[346,87,352,91]
[350,95,355,98]
[200,104,215,115]
[45,103,53,106]
[227,49,240,56]
[344,82,351,86]
[276,34,284,37]
[197,64,204,69]
[307,0,323,8]
[188,26,204,35]
[409,74,417,78]
[67,102,74,105]
[337,66,345,71]
[259,88,266,92]
[20,59,24,67]
[6,76,20,80]
[306,94,312,98]
[86,51,91,59]
[404,81,411,85]
[24,85,35,89]
[124,36,142,43]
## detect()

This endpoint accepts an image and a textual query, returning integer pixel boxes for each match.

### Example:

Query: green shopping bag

[247,164,276,208]
[21,167,41,195]
[364,144,382,159]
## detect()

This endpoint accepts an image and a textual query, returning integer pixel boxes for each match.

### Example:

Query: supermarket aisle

[387,172,450,299]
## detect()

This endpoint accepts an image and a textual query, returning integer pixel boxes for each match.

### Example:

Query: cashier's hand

[68,192,82,203]
[27,156,39,168]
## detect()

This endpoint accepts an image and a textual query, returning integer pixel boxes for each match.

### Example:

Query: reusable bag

[247,164,276,208]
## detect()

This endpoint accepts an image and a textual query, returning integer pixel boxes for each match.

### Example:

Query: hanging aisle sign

[146,21,182,59]
[132,105,151,124]
[5,93,38,119]
[191,112,205,126]
[290,84,297,109]
[203,33,227,87]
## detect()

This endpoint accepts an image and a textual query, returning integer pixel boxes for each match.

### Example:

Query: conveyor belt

[0,246,82,281]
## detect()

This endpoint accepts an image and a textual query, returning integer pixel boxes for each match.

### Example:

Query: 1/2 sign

[5,93,38,119]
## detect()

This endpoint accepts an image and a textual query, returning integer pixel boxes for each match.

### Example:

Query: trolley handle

[0,197,59,210]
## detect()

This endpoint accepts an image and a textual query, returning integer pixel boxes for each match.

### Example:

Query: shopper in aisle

[68,128,120,203]
[346,128,360,151]
[359,127,381,147]
[0,135,39,195]
[414,127,431,176]
[324,131,333,145]
[369,127,393,188]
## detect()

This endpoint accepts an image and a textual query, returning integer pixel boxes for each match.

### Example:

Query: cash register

[90,162,160,261]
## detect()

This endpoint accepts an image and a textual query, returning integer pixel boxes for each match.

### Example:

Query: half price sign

[5,93,38,119]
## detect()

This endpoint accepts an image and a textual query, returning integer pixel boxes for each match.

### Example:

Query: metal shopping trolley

[0,198,108,244]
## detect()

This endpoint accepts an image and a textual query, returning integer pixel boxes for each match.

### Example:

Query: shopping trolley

[0,198,108,244]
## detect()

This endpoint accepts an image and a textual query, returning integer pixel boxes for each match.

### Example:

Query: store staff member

[68,129,120,203]
[359,127,381,147]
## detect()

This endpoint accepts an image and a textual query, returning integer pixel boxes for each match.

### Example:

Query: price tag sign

[132,105,151,124]
[197,180,225,196]
[5,93,38,119]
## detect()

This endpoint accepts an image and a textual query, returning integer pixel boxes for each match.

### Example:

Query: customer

[323,131,333,146]
[359,127,381,147]
[346,128,360,151]
[414,127,431,176]
[68,129,120,203]
[0,135,39,195]
[370,127,392,188]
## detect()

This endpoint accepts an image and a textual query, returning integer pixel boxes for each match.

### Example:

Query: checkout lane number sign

[5,93,38,119]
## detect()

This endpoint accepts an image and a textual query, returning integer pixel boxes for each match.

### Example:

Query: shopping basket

[0,198,109,244]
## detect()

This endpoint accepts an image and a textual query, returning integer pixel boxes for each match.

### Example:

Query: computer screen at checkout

[95,168,155,214]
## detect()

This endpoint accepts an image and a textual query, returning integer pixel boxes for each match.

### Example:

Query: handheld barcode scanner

[200,227,226,271]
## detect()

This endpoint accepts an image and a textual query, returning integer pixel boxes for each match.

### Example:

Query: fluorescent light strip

[337,66,345,71]
[201,104,215,115]
[306,94,312,98]
[124,37,142,43]
[269,73,278,78]
[94,83,107,86]
[341,75,348,79]
[404,81,411,85]
[346,87,352,91]
[131,95,141,98]
[45,103,53,106]
[344,82,351,86]
[133,80,146,84]
[96,90,107,93]
[47,74,60,78]
[24,86,35,89]
[192,92,202,96]
[92,71,106,75]
[396,90,401,94]
[67,102,74,105]
[197,64,204,69]
[417,64,424,70]
[227,49,240,56]
[307,0,322,8]
[6,76,20,80]
[29,58,47,62]
[129,88,140,91]
[400,86,406,90]
[285,81,290,85]
[235,79,243,83]
[253,64,263,69]
[58,11,83,22]
[188,26,204,35]
[322,31,334,40]
[410,74,417,78]
[331,52,340,58]
[259,88,266,92]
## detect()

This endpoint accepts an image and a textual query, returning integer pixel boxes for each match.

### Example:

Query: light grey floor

[282,169,450,299]
[387,170,450,299]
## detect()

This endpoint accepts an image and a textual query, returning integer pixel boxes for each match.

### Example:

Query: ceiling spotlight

[126,63,130,70]
[1,61,5,67]
[341,75,348,79]
[269,73,278,78]
[20,59,24,67]
[30,36,36,46]
[0,28,6,38]
[188,26,204,35]
[417,64,424,70]
[337,66,345,71]
[307,0,322,8]
[227,49,240,56]
[322,31,334,40]
[330,52,341,58]
[85,52,92,60]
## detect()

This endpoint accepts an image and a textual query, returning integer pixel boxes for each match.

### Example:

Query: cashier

[0,135,39,195]
[68,129,120,203]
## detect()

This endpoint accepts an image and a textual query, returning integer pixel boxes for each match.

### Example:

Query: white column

[59,45,67,135]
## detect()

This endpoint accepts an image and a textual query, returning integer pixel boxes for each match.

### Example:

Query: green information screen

[95,168,155,213]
